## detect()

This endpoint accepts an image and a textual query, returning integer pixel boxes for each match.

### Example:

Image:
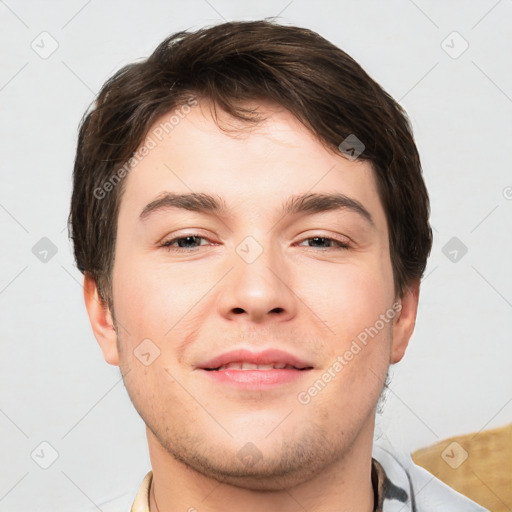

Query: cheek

[296,260,393,348]
[112,255,217,347]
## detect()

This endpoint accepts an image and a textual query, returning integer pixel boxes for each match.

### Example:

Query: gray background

[1,0,511,510]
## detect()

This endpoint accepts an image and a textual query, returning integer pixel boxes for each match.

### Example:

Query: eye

[159,234,214,252]
[297,236,350,250]
[159,234,350,252]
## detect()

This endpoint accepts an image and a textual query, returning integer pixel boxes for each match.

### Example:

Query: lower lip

[200,369,310,388]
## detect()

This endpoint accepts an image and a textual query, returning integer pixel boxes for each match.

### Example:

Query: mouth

[198,348,313,371]
[205,362,310,371]
[198,349,313,388]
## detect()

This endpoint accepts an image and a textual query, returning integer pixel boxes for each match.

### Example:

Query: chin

[161,423,344,491]
[183,449,331,491]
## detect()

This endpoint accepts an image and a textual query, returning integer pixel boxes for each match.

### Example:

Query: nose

[216,239,298,324]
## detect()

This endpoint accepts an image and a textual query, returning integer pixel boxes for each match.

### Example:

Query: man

[69,19,488,511]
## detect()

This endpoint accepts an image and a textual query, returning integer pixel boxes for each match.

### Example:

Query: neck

[147,420,376,512]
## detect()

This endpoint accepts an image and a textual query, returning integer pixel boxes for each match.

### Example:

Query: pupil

[179,236,198,248]
[311,237,327,247]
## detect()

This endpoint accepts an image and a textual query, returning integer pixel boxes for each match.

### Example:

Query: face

[86,99,418,490]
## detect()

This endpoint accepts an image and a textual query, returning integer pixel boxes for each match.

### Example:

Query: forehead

[118,99,386,229]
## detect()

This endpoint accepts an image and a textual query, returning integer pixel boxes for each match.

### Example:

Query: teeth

[216,362,297,371]
[219,362,242,370]
[242,362,265,369]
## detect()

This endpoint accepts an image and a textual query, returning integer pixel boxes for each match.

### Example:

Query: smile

[205,362,308,371]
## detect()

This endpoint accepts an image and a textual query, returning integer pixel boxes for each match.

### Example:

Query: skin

[84,99,419,512]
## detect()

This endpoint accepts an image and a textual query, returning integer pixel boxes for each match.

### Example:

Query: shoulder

[373,442,490,511]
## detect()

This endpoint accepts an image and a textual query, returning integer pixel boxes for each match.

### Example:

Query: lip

[203,368,310,388]
[197,348,313,390]
[198,348,313,371]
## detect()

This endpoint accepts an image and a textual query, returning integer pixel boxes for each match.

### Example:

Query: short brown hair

[68,19,432,310]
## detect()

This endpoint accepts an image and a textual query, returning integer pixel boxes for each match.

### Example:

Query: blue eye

[298,237,350,250]
[160,234,211,252]
[159,234,351,253]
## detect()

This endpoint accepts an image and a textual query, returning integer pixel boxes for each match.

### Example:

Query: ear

[390,279,420,364]
[83,273,119,366]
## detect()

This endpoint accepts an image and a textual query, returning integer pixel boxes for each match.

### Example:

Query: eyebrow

[139,191,375,227]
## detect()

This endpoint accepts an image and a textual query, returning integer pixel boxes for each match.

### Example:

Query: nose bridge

[217,234,296,323]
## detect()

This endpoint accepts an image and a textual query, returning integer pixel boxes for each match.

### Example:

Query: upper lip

[198,349,313,370]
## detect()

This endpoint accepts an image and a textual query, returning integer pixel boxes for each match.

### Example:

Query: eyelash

[159,233,351,252]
